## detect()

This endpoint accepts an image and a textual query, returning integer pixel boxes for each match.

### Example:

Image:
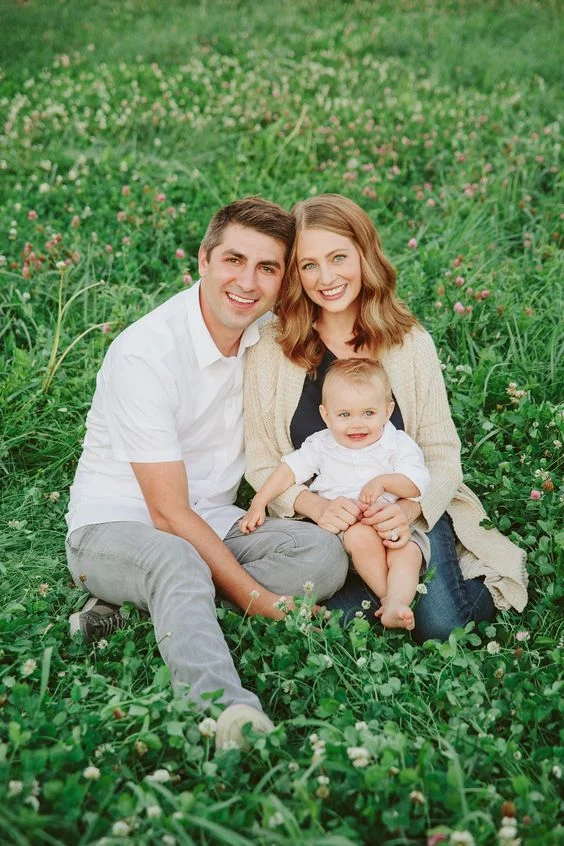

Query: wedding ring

[390,530,399,542]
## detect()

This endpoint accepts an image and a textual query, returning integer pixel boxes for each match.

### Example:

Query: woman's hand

[294,490,364,534]
[360,499,422,548]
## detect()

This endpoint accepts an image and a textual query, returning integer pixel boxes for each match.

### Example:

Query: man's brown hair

[201,197,295,262]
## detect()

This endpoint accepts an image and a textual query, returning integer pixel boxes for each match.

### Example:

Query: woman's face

[296,228,362,316]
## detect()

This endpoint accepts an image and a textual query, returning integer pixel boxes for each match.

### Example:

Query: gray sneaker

[69,596,126,643]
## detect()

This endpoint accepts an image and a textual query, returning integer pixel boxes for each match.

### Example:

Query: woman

[244,194,527,641]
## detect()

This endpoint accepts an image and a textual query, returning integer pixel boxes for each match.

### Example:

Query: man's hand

[239,500,267,534]
[249,592,326,621]
[359,476,386,506]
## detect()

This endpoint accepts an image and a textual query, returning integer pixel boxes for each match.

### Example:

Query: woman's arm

[412,331,463,530]
[244,333,308,518]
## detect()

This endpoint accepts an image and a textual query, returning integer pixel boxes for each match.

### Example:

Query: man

[65,197,348,748]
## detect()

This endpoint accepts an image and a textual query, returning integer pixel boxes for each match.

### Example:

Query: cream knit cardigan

[244,321,528,612]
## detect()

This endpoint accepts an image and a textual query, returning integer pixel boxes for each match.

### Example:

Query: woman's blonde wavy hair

[275,194,418,373]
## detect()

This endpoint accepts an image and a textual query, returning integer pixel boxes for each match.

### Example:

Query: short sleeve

[103,354,183,463]
[391,431,431,500]
[281,432,323,485]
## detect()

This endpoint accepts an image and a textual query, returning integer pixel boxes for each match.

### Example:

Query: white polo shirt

[66,281,259,540]
[282,422,430,503]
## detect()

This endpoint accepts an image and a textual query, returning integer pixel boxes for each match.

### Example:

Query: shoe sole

[69,596,100,637]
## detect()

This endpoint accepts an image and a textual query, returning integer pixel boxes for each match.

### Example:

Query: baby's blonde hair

[322,358,392,405]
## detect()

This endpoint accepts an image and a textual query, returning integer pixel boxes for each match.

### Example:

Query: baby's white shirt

[282,422,430,502]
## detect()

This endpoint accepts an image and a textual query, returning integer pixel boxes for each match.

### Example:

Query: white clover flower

[37,583,49,597]
[487,640,501,654]
[288,761,299,772]
[317,775,330,785]
[83,766,101,780]
[162,836,176,846]
[409,790,425,804]
[361,600,371,610]
[221,739,241,751]
[309,733,319,744]
[416,583,428,595]
[147,768,170,783]
[316,784,330,798]
[8,520,24,530]
[268,811,284,828]
[303,580,314,595]
[249,589,260,600]
[352,756,370,768]
[146,805,162,819]
[198,717,217,738]
[274,595,289,612]
[355,610,365,618]
[24,795,39,812]
[112,820,130,837]
[499,824,518,839]
[552,764,562,779]
[48,491,60,502]
[321,654,333,668]
[347,746,370,762]
[355,721,368,730]
[21,658,37,676]
[8,780,23,797]
[356,656,367,668]
[93,743,114,759]
[450,832,475,846]
[312,747,326,764]
[97,639,109,650]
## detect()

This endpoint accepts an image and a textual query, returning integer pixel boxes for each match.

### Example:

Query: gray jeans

[65,518,348,711]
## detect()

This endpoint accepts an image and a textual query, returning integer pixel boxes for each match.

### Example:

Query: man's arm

[131,460,287,619]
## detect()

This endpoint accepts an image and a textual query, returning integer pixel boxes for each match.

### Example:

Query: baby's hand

[359,477,386,506]
[239,502,266,534]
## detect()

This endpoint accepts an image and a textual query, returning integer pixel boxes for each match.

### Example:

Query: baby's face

[320,376,394,449]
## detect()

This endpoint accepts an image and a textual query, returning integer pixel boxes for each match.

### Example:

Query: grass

[0,0,563,843]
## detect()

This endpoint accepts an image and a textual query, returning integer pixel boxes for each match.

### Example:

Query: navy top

[289,346,405,449]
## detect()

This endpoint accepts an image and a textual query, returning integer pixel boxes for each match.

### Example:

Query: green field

[0,1,562,843]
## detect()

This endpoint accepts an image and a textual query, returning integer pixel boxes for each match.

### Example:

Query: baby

[241,358,430,630]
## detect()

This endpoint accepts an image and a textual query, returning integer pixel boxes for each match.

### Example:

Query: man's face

[198,224,286,344]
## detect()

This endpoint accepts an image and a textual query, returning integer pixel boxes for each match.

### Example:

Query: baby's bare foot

[378,596,415,630]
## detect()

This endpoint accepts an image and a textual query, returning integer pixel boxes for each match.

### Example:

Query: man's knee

[148,531,214,589]
[304,529,349,600]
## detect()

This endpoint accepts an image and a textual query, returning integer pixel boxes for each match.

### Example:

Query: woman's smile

[318,282,347,299]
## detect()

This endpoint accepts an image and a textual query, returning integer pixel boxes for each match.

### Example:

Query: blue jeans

[324,513,496,642]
